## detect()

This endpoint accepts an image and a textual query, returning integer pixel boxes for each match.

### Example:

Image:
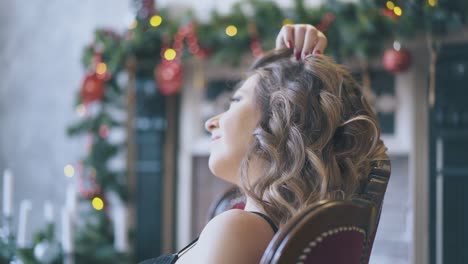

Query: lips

[211,135,221,141]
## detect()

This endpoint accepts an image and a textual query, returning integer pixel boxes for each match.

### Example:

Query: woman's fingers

[301,26,318,58]
[275,24,327,59]
[293,25,306,60]
[313,31,327,55]
[275,25,294,49]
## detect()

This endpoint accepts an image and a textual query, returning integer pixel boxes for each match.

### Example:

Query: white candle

[2,169,13,217]
[61,208,74,253]
[44,200,54,224]
[113,205,128,252]
[17,199,32,248]
[65,184,77,214]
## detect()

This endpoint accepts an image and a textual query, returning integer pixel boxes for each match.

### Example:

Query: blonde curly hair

[239,49,388,226]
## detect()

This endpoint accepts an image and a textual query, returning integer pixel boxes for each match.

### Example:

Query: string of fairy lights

[385,0,439,17]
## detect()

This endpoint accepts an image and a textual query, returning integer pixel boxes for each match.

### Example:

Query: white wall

[0,0,133,244]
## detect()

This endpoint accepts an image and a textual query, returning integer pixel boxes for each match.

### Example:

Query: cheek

[208,113,256,183]
[222,109,257,149]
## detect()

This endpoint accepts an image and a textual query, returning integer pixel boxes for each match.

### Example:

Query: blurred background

[0,0,467,263]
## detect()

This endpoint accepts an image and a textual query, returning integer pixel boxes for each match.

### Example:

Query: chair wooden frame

[361,159,392,263]
[260,199,375,264]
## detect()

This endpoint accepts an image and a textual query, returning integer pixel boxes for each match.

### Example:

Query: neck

[238,156,268,214]
[243,196,264,214]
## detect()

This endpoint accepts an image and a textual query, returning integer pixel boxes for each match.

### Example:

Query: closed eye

[226,96,242,111]
[229,96,241,103]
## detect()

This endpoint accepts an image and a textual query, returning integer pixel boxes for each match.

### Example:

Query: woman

[142,24,387,264]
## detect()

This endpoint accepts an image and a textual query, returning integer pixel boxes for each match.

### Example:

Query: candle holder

[64,252,74,264]
[9,256,24,264]
[1,215,12,239]
[0,215,15,261]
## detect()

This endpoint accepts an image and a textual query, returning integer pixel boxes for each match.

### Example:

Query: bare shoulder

[192,209,275,264]
[202,209,276,241]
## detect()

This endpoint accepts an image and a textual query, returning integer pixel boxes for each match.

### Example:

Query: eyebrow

[232,81,246,95]
[235,89,246,95]
[234,80,244,90]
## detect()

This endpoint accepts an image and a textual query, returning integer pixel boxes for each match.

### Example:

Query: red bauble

[81,73,105,104]
[380,8,398,20]
[99,125,109,138]
[155,61,183,96]
[77,163,102,199]
[383,48,412,74]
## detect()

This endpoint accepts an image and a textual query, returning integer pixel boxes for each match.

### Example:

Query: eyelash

[230,96,241,102]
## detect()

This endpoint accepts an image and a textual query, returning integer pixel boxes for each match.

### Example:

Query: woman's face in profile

[204,75,260,184]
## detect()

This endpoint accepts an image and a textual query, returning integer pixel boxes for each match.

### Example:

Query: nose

[204,114,221,132]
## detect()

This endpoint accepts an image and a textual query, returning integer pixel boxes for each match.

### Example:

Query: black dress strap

[176,237,199,257]
[250,211,278,233]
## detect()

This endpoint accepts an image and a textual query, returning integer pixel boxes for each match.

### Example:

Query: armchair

[260,199,375,264]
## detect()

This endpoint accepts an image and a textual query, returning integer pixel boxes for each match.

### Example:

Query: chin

[208,155,240,185]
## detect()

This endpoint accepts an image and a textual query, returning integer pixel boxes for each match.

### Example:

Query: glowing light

[92,197,104,211]
[393,6,402,16]
[386,1,395,10]
[393,41,401,51]
[96,63,107,75]
[282,19,294,25]
[76,104,86,117]
[129,20,138,30]
[428,0,437,7]
[164,48,177,61]
[64,165,75,177]
[150,15,163,27]
[89,167,97,178]
[225,25,238,37]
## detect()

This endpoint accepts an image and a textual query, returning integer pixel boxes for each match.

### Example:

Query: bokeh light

[92,197,104,211]
[96,62,107,75]
[393,6,402,16]
[76,104,86,117]
[89,167,97,178]
[164,48,177,61]
[386,1,395,10]
[150,15,162,27]
[64,165,75,177]
[129,20,138,30]
[282,19,294,25]
[225,25,238,37]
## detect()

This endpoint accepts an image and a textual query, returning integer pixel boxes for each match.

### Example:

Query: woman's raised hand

[275,24,327,60]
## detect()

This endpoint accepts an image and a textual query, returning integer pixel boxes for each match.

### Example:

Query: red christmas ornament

[99,125,109,138]
[383,48,412,74]
[137,0,156,18]
[380,8,398,20]
[81,73,105,104]
[155,61,183,96]
[77,162,101,199]
[316,12,336,32]
[80,51,110,104]
[248,22,264,58]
